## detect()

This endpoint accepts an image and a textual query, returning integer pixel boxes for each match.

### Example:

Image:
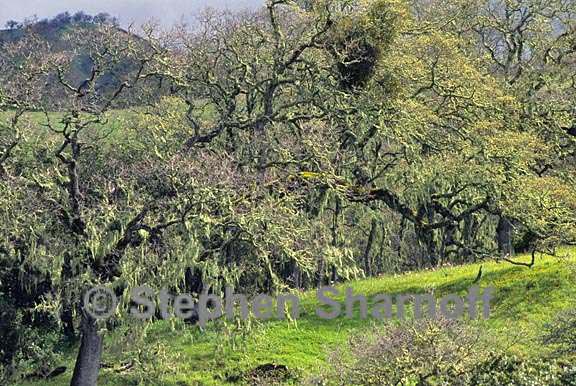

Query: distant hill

[0,12,158,108]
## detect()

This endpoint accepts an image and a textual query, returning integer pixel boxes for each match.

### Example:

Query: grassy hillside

[18,248,576,385]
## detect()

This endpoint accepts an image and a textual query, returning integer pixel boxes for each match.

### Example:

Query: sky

[0,0,264,28]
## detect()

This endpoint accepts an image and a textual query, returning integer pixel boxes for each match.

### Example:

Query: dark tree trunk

[329,197,341,284]
[185,267,204,295]
[460,214,476,261]
[70,314,103,386]
[414,205,439,267]
[363,219,377,276]
[416,226,438,267]
[395,218,406,263]
[61,306,76,340]
[497,216,514,258]
[330,266,338,284]
[292,262,301,290]
[377,222,387,274]
[61,252,76,340]
[439,225,456,265]
[316,258,325,288]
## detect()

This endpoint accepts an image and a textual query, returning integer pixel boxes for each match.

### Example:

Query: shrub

[543,308,576,356]
[323,318,576,385]
[325,318,485,385]
[0,319,62,382]
[463,353,576,386]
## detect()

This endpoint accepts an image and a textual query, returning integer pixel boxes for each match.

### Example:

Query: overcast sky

[0,0,264,28]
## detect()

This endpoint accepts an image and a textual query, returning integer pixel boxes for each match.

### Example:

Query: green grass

[0,109,146,159]
[17,248,576,385]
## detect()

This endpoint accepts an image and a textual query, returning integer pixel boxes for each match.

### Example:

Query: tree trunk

[292,262,301,290]
[329,197,341,284]
[416,226,438,267]
[497,216,514,258]
[377,222,387,274]
[61,305,76,340]
[61,252,76,340]
[316,258,325,288]
[70,314,103,386]
[363,219,377,277]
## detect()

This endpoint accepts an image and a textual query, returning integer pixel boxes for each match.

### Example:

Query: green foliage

[327,0,406,89]
[0,299,61,382]
[324,327,576,385]
[325,318,485,385]
[326,316,576,386]
[464,353,576,386]
[543,308,576,357]
[2,0,576,384]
